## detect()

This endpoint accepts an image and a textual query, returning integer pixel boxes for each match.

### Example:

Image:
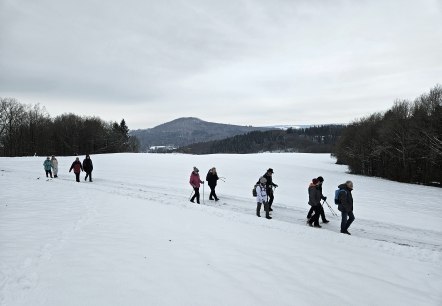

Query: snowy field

[1,153,441,306]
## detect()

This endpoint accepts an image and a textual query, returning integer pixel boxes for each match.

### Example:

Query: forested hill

[131,117,273,151]
[334,85,442,186]
[176,125,344,154]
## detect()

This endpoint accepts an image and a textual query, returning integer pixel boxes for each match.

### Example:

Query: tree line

[176,125,344,154]
[334,85,442,186]
[0,97,139,157]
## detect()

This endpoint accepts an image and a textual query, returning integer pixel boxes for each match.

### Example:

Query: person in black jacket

[82,154,93,182]
[307,176,329,223]
[337,181,355,235]
[307,178,322,228]
[206,167,219,201]
[263,168,278,211]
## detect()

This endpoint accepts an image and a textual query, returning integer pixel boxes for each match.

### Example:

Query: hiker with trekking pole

[262,168,278,212]
[189,167,204,204]
[306,176,330,223]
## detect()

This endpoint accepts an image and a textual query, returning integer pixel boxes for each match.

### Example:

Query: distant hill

[176,125,345,154]
[131,117,274,151]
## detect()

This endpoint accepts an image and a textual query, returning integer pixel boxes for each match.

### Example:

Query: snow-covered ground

[1,153,441,306]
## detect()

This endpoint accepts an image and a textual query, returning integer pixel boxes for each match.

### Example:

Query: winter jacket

[206,171,219,187]
[337,184,353,212]
[308,183,322,206]
[83,158,93,172]
[317,184,326,201]
[189,171,203,188]
[69,160,83,174]
[51,159,58,170]
[263,173,277,190]
[43,159,52,171]
[256,184,267,203]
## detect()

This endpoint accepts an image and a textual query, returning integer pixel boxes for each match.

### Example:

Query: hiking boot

[340,230,351,235]
[209,197,214,200]
[322,220,330,224]
[190,200,195,203]
[313,224,322,228]
[266,216,272,219]
[215,198,219,201]
[269,208,273,212]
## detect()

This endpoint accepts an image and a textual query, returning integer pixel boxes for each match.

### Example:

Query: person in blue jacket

[43,157,53,178]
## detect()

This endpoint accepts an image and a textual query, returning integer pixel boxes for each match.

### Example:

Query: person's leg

[89,171,92,182]
[195,188,200,204]
[320,205,328,223]
[75,173,80,182]
[209,186,215,200]
[307,206,314,219]
[345,211,355,231]
[267,189,274,210]
[256,202,262,217]
[45,170,49,177]
[213,187,219,200]
[263,202,272,219]
[308,206,320,226]
[190,187,197,202]
[313,206,321,226]
[341,211,348,232]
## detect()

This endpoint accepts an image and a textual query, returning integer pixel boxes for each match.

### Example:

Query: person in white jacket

[51,155,58,178]
[256,177,272,219]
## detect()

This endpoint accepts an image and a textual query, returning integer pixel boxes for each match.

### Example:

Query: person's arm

[256,186,263,202]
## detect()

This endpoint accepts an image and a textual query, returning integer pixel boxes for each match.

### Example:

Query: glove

[275,184,278,187]
[323,196,327,201]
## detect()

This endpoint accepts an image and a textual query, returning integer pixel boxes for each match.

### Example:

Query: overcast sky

[1,0,441,129]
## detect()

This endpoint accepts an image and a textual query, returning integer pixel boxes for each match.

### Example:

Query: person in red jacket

[189,167,204,204]
[69,157,83,182]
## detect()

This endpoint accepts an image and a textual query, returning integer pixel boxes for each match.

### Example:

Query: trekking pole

[189,189,194,200]
[324,200,338,217]
[219,177,226,182]
[202,183,205,204]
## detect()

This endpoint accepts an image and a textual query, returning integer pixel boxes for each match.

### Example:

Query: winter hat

[260,177,267,184]
[193,167,199,172]
[317,176,324,182]
[267,168,274,174]
[312,178,319,185]
[346,180,354,189]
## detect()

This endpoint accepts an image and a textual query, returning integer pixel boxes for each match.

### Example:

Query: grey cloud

[1,0,441,128]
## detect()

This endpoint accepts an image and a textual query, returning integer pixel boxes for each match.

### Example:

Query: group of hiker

[44,158,355,234]
[42,155,94,182]
[189,166,221,203]
[189,166,356,235]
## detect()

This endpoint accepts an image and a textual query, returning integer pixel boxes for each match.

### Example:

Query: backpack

[334,189,347,205]
[252,184,258,197]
